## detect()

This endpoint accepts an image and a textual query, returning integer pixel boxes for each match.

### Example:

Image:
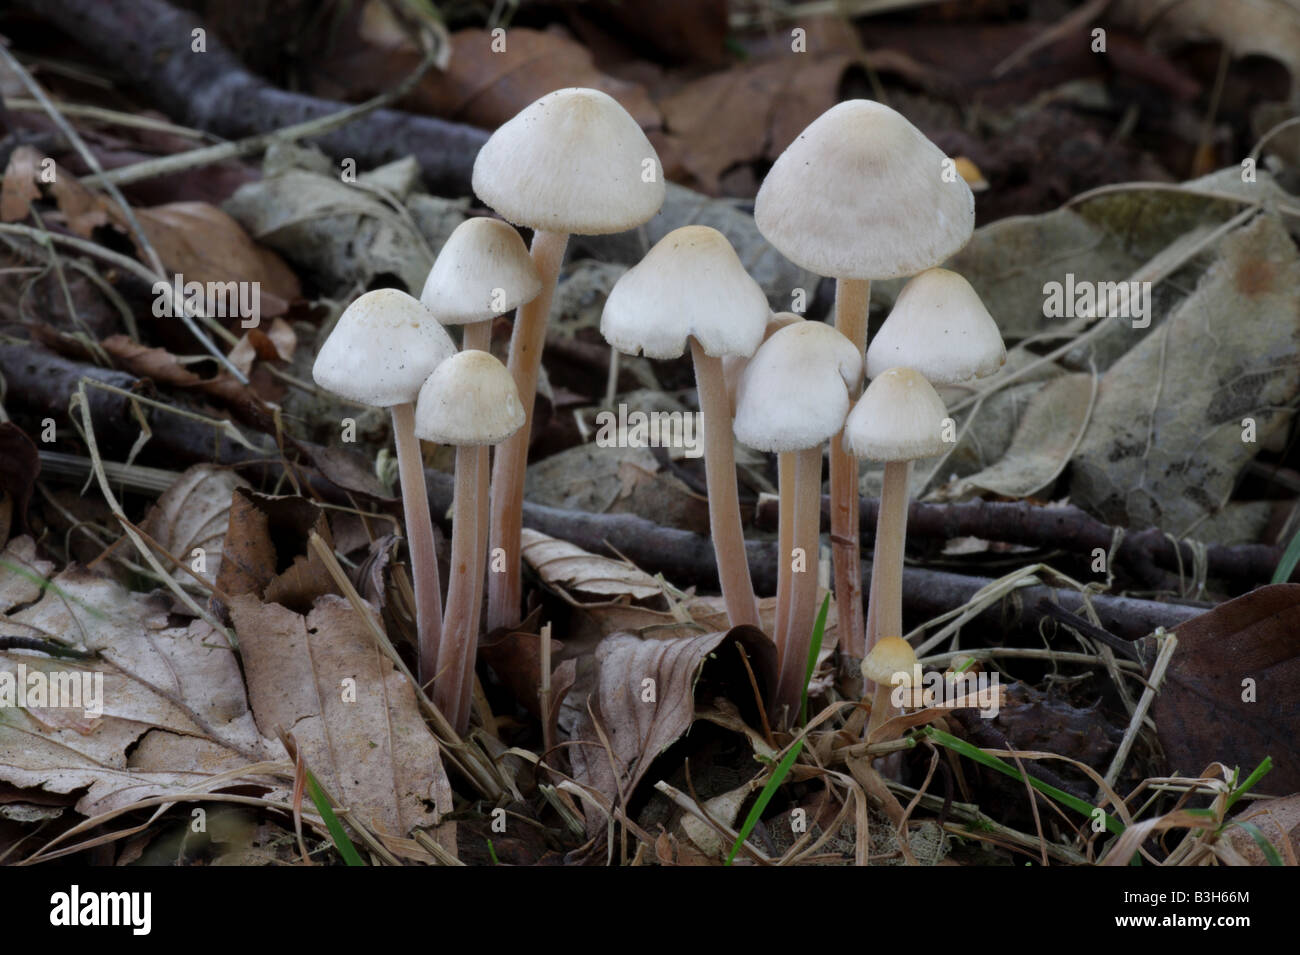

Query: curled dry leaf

[521,527,663,601]
[140,464,249,589]
[0,145,42,222]
[229,593,454,842]
[1149,584,1300,795]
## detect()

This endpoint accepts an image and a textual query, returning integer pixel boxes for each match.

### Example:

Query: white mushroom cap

[844,367,949,462]
[312,288,456,407]
[420,217,541,325]
[600,225,770,360]
[865,268,1005,382]
[733,321,863,452]
[413,350,525,446]
[723,311,805,413]
[862,636,918,684]
[754,100,974,280]
[472,87,665,236]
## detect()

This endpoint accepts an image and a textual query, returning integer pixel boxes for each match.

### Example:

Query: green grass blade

[1271,528,1300,583]
[305,770,366,866]
[1225,757,1272,813]
[799,594,831,726]
[921,726,1125,836]
[726,739,805,866]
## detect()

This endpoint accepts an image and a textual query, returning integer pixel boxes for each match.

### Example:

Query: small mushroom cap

[865,268,1006,382]
[733,321,863,452]
[844,367,949,462]
[600,225,770,360]
[472,87,665,236]
[420,217,541,325]
[861,635,918,686]
[754,100,974,280]
[723,311,805,413]
[312,288,456,407]
[413,350,525,446]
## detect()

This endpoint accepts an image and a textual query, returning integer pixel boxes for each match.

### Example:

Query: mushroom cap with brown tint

[844,366,949,462]
[865,268,1005,383]
[413,350,525,446]
[733,321,863,453]
[420,217,541,325]
[861,635,918,686]
[312,288,456,408]
[600,225,770,360]
[472,87,665,236]
[754,100,974,280]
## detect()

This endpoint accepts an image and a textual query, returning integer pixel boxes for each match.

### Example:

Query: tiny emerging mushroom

[733,320,862,726]
[601,225,770,630]
[861,635,919,740]
[312,289,457,686]
[414,349,525,735]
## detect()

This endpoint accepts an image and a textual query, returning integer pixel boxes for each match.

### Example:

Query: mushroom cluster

[308,89,1005,742]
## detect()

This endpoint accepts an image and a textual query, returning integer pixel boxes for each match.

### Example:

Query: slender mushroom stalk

[601,226,770,629]
[471,88,665,632]
[862,635,919,741]
[754,100,975,660]
[843,367,950,703]
[312,289,456,686]
[415,351,525,734]
[734,322,862,726]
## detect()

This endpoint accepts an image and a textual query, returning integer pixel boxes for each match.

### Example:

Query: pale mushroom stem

[690,340,761,629]
[772,444,823,724]
[864,459,910,688]
[436,444,483,734]
[487,229,569,633]
[774,452,795,653]
[463,320,491,353]
[391,402,442,686]
[866,680,898,740]
[832,277,871,659]
[463,319,492,671]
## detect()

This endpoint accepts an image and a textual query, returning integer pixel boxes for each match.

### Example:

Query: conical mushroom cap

[844,367,949,462]
[733,321,863,452]
[862,635,918,685]
[601,225,770,360]
[472,87,665,235]
[312,288,456,407]
[414,350,525,446]
[420,217,541,325]
[866,268,1005,382]
[755,100,974,280]
[723,311,805,413]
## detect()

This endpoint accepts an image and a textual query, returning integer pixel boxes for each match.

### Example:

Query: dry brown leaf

[0,145,42,222]
[215,489,341,612]
[0,422,39,545]
[140,465,249,590]
[1224,793,1300,865]
[227,316,297,376]
[229,593,453,841]
[99,334,255,409]
[520,527,663,601]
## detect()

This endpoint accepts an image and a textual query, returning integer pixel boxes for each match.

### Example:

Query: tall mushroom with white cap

[734,321,862,724]
[419,216,541,354]
[754,100,975,661]
[415,350,525,734]
[862,270,1004,656]
[844,367,949,704]
[601,225,769,628]
[313,289,456,685]
[473,87,665,632]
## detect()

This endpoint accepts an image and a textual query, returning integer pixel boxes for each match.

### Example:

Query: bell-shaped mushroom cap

[844,366,949,462]
[420,217,541,325]
[312,288,456,407]
[865,268,1005,382]
[723,311,804,413]
[472,88,665,236]
[861,635,918,685]
[413,350,525,446]
[754,100,974,280]
[600,226,770,360]
[733,321,863,452]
